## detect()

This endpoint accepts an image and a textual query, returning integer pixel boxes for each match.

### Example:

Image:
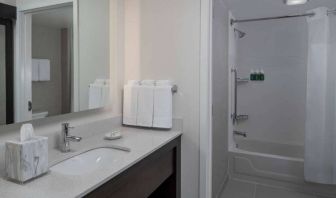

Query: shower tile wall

[235,18,308,146]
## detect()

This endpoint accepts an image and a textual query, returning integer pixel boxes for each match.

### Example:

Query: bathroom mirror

[0,0,111,125]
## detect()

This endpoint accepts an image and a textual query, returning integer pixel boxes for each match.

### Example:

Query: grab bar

[231,68,249,124]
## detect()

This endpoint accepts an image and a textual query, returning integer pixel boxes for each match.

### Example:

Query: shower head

[234,28,246,39]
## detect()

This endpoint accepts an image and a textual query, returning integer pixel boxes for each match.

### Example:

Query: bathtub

[228,137,336,197]
[235,138,304,159]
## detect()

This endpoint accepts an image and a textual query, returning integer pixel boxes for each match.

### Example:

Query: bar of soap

[5,136,49,183]
[104,131,122,140]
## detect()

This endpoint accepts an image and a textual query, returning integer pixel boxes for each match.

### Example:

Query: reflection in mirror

[0,1,111,126]
[78,0,110,111]
[31,6,73,119]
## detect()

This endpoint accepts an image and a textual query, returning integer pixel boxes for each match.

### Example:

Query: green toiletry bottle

[256,69,260,81]
[250,70,255,81]
[260,69,265,81]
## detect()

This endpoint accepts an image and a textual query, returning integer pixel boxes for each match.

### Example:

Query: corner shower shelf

[237,77,250,83]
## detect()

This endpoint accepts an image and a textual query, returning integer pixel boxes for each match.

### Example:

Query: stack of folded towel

[123,80,173,129]
[89,79,110,109]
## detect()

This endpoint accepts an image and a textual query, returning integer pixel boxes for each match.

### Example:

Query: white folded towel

[95,79,110,85]
[101,85,110,107]
[39,59,50,81]
[153,80,173,129]
[141,80,155,86]
[123,80,140,126]
[89,84,102,109]
[136,80,155,127]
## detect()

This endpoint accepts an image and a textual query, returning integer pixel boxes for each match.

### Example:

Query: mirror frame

[0,3,16,124]
[16,2,80,123]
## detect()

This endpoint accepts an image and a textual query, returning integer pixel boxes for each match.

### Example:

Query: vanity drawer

[85,137,181,198]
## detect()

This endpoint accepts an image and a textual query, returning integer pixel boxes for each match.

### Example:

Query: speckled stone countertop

[0,127,182,198]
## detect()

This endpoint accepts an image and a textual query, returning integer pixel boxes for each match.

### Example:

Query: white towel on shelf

[94,79,109,85]
[123,80,140,126]
[89,84,102,109]
[136,80,155,127]
[39,59,50,81]
[153,80,173,129]
[101,85,110,107]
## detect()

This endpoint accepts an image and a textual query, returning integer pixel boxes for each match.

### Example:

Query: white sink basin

[51,148,121,176]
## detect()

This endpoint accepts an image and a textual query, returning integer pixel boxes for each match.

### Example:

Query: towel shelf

[237,78,250,83]
[231,68,249,124]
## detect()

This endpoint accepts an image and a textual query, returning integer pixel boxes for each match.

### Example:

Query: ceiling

[224,0,336,19]
[32,6,73,29]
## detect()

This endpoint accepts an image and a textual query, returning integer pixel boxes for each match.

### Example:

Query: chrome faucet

[60,123,82,152]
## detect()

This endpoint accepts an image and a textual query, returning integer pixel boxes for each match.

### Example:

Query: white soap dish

[104,131,122,140]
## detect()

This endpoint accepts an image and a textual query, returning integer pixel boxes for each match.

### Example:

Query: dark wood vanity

[85,136,181,198]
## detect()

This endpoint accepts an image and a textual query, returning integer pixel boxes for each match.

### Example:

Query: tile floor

[220,179,328,198]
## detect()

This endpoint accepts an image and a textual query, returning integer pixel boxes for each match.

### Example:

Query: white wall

[234,18,308,145]
[123,0,201,197]
[212,0,229,196]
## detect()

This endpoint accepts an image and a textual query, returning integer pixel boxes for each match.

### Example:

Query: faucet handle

[62,122,75,130]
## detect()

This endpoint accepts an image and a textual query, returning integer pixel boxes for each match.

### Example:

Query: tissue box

[5,136,49,183]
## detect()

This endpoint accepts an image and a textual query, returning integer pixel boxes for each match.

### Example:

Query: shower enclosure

[228,7,336,197]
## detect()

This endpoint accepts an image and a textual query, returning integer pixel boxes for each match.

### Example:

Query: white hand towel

[141,80,155,86]
[89,84,102,109]
[101,85,110,107]
[136,80,155,127]
[123,80,140,126]
[32,59,39,81]
[39,59,50,81]
[95,79,109,85]
[153,80,173,129]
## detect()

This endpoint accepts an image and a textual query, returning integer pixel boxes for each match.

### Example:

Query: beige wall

[123,0,201,197]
